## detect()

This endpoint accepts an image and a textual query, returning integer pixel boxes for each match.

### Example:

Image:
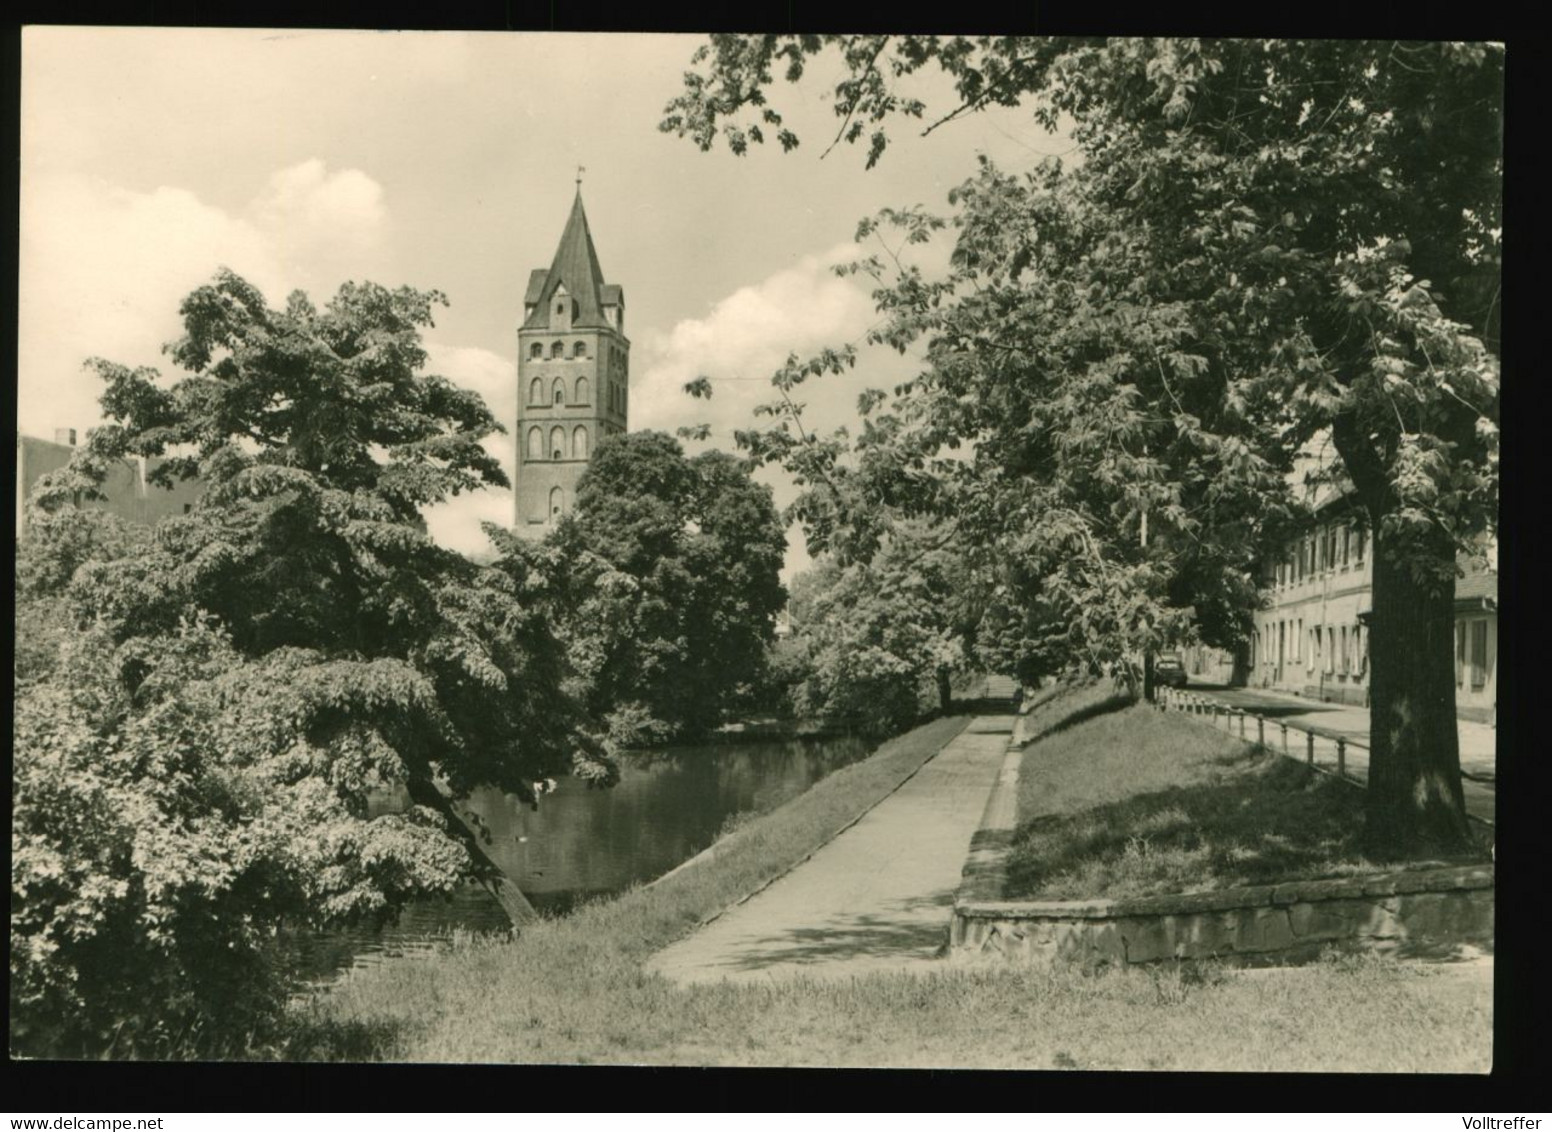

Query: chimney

[54,428,76,447]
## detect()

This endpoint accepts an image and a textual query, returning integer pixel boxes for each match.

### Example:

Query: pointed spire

[525,189,610,330]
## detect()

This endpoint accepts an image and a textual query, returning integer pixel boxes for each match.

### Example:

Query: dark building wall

[16,433,204,538]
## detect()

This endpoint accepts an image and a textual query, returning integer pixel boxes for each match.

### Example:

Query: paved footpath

[647,680,1018,985]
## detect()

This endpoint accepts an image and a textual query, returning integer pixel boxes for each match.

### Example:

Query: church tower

[514,189,627,531]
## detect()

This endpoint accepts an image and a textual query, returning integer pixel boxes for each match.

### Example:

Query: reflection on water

[281,733,873,989]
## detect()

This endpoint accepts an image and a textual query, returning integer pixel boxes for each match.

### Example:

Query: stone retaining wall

[950,714,1494,968]
[952,864,1494,968]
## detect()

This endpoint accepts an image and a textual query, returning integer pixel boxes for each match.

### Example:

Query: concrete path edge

[657,713,975,937]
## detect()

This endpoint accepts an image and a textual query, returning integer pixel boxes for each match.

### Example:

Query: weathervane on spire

[576,165,586,188]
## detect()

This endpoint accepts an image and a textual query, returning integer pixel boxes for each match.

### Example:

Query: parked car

[1154,653,1188,688]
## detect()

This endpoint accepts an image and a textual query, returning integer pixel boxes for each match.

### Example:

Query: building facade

[1247,493,1497,722]
[16,429,203,539]
[514,191,628,531]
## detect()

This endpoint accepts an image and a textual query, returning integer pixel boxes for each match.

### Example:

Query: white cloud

[631,243,929,582]
[252,158,388,266]
[420,342,517,558]
[18,160,391,439]
[632,242,881,440]
[15,157,516,559]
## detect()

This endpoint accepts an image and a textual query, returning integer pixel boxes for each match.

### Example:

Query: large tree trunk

[1332,412,1473,854]
[406,776,540,929]
[1362,524,1472,853]
[1228,644,1248,688]
[937,666,953,713]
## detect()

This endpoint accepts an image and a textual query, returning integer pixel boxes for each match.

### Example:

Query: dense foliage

[12,270,607,1056]
[664,37,1501,850]
[784,530,977,736]
[541,431,788,746]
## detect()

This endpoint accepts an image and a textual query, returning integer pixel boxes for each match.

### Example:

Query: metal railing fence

[1155,686,1493,829]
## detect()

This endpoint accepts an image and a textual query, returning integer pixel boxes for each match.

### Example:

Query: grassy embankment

[1008,701,1493,901]
[280,682,1490,1070]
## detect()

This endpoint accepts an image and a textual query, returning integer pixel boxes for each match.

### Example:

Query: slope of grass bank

[1009,705,1491,901]
[1015,677,1137,746]
[276,687,1490,1070]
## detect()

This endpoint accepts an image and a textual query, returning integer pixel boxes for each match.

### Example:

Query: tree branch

[1329,409,1395,528]
[821,36,892,161]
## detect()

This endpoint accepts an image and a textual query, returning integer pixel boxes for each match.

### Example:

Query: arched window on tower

[573,341,587,359]
[551,426,566,461]
[549,486,563,518]
[529,378,544,404]
[553,377,566,405]
[573,425,589,460]
[530,342,543,360]
[551,341,565,360]
[527,426,543,461]
[575,376,589,404]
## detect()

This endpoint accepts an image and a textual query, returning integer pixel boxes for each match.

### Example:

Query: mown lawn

[276,686,1491,1070]
[1008,704,1492,901]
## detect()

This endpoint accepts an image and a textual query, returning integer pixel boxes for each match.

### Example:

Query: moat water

[281,732,874,988]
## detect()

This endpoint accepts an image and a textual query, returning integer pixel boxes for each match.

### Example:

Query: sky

[19,28,1071,578]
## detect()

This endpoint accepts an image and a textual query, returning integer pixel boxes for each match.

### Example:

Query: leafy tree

[786,527,977,736]
[542,430,788,746]
[13,270,604,1055]
[664,37,1500,852]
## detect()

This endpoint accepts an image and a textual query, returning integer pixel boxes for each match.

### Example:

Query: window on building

[1326,627,1336,674]
[551,342,565,359]
[573,341,587,358]
[575,377,589,404]
[1341,525,1350,566]
[530,378,544,404]
[1340,626,1349,673]
[527,427,543,461]
[573,425,589,460]
[1470,620,1489,689]
[551,426,565,461]
[549,486,563,517]
[1355,529,1365,564]
[554,378,566,405]
[530,342,543,359]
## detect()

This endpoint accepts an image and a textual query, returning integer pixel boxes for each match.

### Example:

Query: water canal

[282,732,875,987]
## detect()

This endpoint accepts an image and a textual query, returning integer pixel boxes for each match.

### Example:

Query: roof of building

[522,192,620,331]
[1457,570,1498,603]
[523,269,550,307]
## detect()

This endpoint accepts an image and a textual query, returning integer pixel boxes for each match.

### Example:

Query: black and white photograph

[13,29,1502,1072]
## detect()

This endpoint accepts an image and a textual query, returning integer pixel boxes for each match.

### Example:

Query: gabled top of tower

[523,190,622,332]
